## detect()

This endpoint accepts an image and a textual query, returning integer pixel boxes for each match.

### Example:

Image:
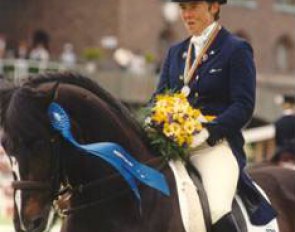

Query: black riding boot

[212,213,241,232]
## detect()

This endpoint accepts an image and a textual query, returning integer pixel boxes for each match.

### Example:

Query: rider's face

[179,2,219,36]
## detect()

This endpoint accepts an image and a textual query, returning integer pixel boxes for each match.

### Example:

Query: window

[228,0,257,8]
[274,36,295,73]
[274,0,295,14]
[276,0,295,5]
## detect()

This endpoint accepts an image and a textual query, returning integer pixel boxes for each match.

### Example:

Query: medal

[202,54,208,62]
[181,85,191,97]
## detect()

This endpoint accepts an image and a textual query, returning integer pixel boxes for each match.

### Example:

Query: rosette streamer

[48,102,170,202]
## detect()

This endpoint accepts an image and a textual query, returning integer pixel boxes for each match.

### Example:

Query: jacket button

[194,92,199,98]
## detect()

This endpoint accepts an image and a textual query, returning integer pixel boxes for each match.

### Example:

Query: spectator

[29,44,50,62]
[29,30,50,62]
[60,43,77,68]
[128,50,146,76]
[17,40,29,59]
[272,94,295,168]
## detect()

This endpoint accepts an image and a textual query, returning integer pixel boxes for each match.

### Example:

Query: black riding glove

[203,123,226,147]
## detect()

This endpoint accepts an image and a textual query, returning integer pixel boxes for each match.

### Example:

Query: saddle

[169,159,279,232]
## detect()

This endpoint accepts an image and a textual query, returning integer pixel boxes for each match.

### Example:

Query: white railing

[243,124,275,143]
[274,2,295,15]
[0,59,74,85]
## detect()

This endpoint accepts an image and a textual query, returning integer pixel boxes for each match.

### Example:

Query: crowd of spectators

[0,29,160,77]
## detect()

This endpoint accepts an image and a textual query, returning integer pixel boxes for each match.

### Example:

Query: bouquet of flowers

[144,92,215,160]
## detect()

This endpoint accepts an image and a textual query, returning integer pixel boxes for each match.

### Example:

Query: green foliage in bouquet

[145,126,190,161]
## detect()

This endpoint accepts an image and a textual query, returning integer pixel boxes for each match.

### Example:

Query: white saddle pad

[168,160,280,232]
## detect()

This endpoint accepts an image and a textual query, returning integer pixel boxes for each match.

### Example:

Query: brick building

[0,0,294,122]
[0,0,294,72]
[0,1,294,164]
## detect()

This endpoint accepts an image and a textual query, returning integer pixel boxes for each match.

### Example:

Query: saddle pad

[169,160,280,232]
[169,160,207,232]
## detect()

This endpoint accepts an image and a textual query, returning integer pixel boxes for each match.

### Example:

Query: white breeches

[189,141,239,224]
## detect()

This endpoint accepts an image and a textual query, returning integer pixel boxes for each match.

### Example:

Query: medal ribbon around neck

[182,24,221,97]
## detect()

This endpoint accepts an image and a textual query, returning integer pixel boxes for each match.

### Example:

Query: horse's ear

[50,81,60,102]
[40,81,60,104]
[31,81,60,107]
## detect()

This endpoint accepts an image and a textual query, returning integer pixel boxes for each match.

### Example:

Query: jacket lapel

[200,27,229,66]
[178,38,191,78]
[175,27,229,83]
[177,27,229,72]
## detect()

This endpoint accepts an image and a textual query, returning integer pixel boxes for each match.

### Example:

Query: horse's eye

[1,138,6,148]
[33,139,46,148]
[1,136,9,151]
[21,138,43,148]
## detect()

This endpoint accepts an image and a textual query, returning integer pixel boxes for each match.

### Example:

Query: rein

[12,181,51,191]
[60,155,167,215]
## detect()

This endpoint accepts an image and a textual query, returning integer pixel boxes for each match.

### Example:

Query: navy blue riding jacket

[155,27,276,225]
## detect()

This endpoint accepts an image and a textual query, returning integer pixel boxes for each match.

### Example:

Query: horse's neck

[57,84,155,192]
[66,180,141,229]
[64,168,181,232]
[53,85,181,232]
[58,84,152,161]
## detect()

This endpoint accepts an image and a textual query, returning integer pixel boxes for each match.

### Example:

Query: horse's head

[0,84,60,232]
[0,74,156,232]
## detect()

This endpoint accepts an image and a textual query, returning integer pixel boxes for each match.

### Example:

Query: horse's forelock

[0,87,18,126]
[4,87,52,144]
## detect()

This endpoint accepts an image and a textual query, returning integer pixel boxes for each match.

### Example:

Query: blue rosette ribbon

[48,102,170,202]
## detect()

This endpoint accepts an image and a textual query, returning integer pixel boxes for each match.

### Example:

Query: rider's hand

[203,123,225,147]
[190,128,209,148]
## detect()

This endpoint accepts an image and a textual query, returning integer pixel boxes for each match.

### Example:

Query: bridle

[10,135,65,209]
[10,134,167,217]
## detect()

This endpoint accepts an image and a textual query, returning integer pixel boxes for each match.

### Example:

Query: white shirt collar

[283,108,295,116]
[190,22,217,47]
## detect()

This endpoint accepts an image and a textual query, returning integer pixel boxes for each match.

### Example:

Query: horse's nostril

[28,216,43,231]
[33,217,43,228]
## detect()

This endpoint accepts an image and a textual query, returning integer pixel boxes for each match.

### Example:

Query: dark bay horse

[0,74,183,232]
[0,73,294,232]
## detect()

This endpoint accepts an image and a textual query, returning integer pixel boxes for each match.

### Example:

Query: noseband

[11,136,64,200]
[12,181,51,191]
